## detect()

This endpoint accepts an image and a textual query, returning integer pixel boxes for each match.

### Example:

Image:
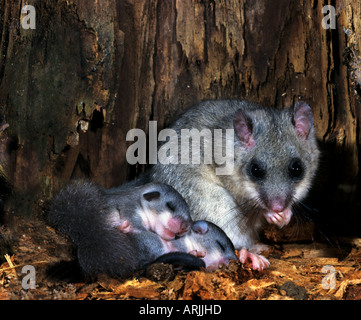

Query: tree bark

[0,0,360,233]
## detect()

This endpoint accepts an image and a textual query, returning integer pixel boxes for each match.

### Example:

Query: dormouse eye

[216,240,225,252]
[166,202,176,212]
[248,160,266,181]
[288,158,304,180]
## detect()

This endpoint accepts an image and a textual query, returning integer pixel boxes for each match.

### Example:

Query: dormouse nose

[268,197,287,213]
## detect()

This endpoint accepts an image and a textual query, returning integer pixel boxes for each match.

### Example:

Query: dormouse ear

[143,191,160,202]
[233,109,255,149]
[293,101,314,139]
[192,220,209,235]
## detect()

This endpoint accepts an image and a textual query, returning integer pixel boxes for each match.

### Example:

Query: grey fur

[150,99,320,249]
[48,181,237,277]
[103,181,192,237]
[49,181,167,277]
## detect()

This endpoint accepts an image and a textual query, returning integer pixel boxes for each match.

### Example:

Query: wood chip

[183,271,238,300]
[282,248,303,259]
[334,279,361,299]
[244,279,275,290]
[125,286,161,299]
[3,254,17,277]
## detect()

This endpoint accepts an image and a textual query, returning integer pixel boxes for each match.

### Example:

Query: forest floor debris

[1,215,361,300]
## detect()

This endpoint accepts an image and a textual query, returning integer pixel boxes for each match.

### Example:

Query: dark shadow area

[306,139,361,238]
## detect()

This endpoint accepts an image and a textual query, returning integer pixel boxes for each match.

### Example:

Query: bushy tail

[48,181,140,277]
[48,181,105,243]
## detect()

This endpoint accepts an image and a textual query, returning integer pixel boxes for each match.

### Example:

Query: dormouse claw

[188,250,206,258]
[239,248,270,271]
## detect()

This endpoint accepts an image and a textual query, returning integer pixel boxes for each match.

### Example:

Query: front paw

[188,249,206,258]
[116,219,134,233]
[239,248,270,271]
[264,208,292,228]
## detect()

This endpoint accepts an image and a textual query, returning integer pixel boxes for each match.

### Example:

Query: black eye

[249,161,266,181]
[216,240,225,252]
[288,158,304,180]
[166,202,175,211]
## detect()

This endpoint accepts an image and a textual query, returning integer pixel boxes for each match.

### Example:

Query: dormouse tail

[48,181,104,242]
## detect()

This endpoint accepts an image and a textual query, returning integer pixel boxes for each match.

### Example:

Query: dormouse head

[233,101,320,228]
[188,220,237,270]
[139,183,192,240]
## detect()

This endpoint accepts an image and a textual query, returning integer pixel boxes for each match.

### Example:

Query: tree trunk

[0,0,360,234]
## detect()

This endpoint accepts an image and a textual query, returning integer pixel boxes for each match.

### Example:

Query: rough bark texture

[0,1,360,234]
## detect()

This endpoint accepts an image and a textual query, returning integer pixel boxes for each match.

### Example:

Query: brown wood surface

[0,1,360,233]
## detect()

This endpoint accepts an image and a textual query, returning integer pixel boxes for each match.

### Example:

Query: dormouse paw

[239,248,270,271]
[188,249,206,258]
[264,208,292,228]
[117,220,134,233]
